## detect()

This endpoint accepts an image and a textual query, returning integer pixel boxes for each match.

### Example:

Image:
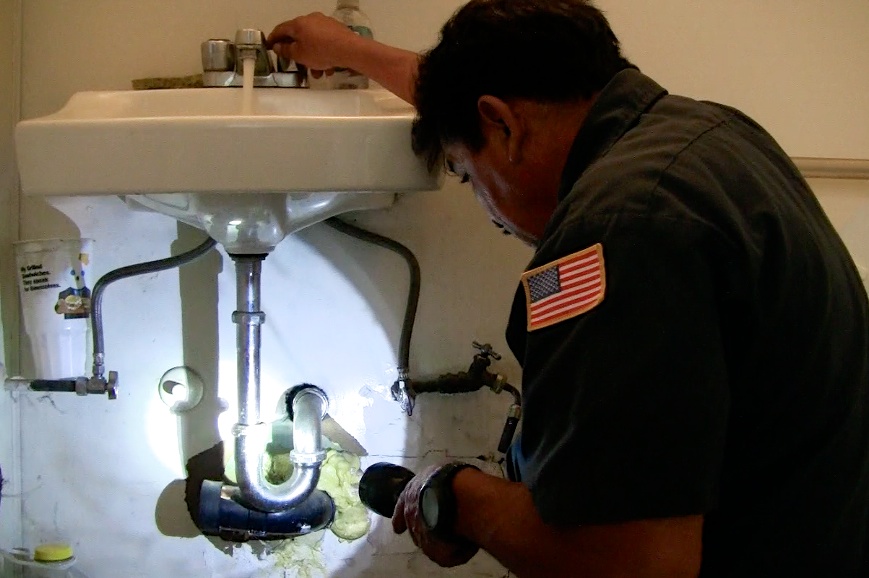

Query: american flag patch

[521,243,606,331]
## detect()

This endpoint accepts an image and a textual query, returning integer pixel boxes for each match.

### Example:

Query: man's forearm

[451,468,704,578]
[451,467,570,576]
[342,36,419,104]
[267,13,419,105]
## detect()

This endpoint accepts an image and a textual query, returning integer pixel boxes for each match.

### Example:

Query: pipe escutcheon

[287,384,329,420]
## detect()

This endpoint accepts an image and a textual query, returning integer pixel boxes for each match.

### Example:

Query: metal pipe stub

[232,255,265,427]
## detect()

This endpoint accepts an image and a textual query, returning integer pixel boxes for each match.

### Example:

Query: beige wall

[602,0,869,160]
[0,0,22,554]
[1,0,20,369]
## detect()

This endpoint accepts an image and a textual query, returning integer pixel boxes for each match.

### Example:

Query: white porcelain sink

[15,88,442,253]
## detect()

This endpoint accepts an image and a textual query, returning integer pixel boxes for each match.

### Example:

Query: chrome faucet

[234,28,272,76]
[201,28,307,88]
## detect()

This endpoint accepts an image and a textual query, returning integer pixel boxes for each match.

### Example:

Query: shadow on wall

[153,223,233,553]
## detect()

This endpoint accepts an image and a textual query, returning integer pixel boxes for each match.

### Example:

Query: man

[269,1,869,576]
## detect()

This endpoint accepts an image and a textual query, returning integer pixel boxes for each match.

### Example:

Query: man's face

[443,95,574,246]
[444,140,541,246]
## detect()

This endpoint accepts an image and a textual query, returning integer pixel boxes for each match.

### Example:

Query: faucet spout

[234,28,272,76]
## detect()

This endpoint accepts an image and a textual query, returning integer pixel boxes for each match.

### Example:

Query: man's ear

[477,95,524,163]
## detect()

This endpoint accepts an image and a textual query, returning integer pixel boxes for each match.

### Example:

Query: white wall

[5,1,869,577]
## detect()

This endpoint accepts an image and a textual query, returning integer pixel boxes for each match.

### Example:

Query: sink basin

[15,88,442,252]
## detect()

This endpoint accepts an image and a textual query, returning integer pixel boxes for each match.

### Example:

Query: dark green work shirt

[505,69,869,577]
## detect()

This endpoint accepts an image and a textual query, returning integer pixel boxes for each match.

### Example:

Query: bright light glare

[144,394,185,477]
[171,383,189,403]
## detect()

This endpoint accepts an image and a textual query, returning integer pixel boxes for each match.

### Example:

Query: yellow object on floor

[34,542,73,562]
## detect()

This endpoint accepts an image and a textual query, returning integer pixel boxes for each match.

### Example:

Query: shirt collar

[556,69,668,203]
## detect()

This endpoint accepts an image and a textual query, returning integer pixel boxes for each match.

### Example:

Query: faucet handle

[472,341,502,361]
[201,39,235,72]
[276,55,300,73]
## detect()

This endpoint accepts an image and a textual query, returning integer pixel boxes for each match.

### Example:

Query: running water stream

[241,57,254,115]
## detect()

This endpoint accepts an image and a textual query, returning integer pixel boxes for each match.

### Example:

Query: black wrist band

[418,461,480,538]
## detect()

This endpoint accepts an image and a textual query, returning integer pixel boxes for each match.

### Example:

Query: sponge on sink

[131,75,204,90]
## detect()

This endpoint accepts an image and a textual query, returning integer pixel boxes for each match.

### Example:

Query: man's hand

[267,12,419,103]
[267,12,362,79]
[392,464,480,567]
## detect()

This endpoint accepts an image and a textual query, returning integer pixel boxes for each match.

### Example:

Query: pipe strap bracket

[291,449,327,465]
[231,421,269,438]
[232,311,266,325]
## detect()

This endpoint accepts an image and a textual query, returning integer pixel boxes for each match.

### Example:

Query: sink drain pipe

[197,254,334,539]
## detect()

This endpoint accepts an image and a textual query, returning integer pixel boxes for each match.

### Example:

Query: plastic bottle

[0,543,90,578]
[330,0,373,89]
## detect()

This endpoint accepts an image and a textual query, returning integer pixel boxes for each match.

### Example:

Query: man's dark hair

[412,0,636,170]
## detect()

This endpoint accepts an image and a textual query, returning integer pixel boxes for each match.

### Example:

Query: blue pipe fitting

[198,480,335,541]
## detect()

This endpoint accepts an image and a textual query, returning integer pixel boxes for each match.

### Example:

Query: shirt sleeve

[518,212,731,526]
